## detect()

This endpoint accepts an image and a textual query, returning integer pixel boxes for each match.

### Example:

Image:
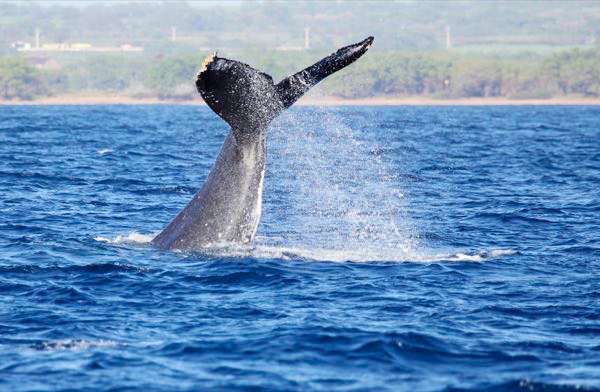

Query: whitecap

[32,339,119,351]
[97,148,113,156]
[94,231,156,245]
[433,248,517,262]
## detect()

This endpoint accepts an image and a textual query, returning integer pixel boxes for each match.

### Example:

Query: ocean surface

[1,104,599,391]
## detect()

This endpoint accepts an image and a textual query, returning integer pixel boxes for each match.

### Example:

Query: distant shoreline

[2,94,600,106]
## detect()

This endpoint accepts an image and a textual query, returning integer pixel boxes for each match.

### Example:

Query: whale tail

[153,37,374,250]
[196,37,374,134]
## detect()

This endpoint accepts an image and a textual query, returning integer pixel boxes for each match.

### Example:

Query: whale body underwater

[152,37,374,250]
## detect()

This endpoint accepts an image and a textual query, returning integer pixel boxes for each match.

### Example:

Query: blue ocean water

[0,104,599,391]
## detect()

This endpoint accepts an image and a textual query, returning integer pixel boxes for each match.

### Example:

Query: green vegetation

[2,47,600,101]
[320,48,600,99]
[543,49,600,96]
[144,55,199,99]
[0,57,46,99]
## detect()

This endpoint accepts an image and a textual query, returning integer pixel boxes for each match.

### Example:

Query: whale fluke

[153,37,374,250]
[196,36,374,135]
[275,36,374,109]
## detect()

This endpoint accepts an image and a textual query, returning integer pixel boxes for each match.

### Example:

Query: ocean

[1,104,599,391]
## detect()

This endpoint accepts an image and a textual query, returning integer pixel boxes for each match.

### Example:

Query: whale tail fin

[275,36,374,109]
[196,37,373,132]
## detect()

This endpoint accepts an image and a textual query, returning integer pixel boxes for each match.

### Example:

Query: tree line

[2,1,599,52]
[1,48,600,101]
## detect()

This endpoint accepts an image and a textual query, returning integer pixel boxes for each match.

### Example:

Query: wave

[30,339,119,351]
[439,248,516,262]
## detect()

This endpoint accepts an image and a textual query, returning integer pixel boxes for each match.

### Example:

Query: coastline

[2,94,600,106]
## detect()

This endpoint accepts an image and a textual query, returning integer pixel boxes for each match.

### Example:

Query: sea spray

[261,106,420,260]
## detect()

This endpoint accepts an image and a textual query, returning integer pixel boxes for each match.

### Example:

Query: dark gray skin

[152,37,374,250]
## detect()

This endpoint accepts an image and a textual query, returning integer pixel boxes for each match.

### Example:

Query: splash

[98,107,514,263]
[262,107,420,258]
[205,243,515,263]
[95,231,155,245]
[95,233,515,263]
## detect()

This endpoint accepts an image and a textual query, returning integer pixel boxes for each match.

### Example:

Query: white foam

[97,148,113,156]
[33,339,119,351]
[94,231,156,245]
[436,248,516,262]
[205,242,516,263]
[95,231,513,263]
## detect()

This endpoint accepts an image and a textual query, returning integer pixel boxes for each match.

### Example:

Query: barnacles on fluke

[198,52,217,76]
